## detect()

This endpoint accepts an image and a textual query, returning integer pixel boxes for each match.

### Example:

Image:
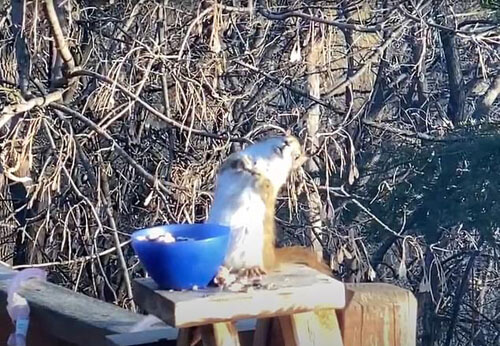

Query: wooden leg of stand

[201,322,240,346]
[177,327,198,346]
[278,309,343,346]
[253,318,271,346]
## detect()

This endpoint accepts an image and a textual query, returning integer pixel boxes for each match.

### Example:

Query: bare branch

[69,69,249,143]
[100,164,135,311]
[256,0,382,33]
[399,5,500,36]
[362,119,464,142]
[322,19,411,98]
[0,90,64,128]
[440,31,466,124]
[444,249,481,346]
[11,0,31,97]
[11,239,132,269]
[43,0,76,74]
[234,60,342,113]
[49,103,185,195]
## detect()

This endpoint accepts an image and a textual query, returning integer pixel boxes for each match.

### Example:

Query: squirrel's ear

[285,128,292,136]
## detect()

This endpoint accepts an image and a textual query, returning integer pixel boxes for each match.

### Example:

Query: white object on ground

[6,268,47,346]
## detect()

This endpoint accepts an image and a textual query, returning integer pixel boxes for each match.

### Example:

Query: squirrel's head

[274,135,308,170]
[236,135,308,189]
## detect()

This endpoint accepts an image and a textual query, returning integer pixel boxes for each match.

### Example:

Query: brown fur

[256,168,331,276]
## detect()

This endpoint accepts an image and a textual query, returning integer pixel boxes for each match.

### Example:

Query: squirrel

[207,135,331,279]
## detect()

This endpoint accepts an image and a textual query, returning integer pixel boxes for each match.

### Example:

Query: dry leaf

[211,33,221,54]
[398,260,408,281]
[343,247,353,259]
[336,248,344,264]
[143,190,154,206]
[290,39,301,62]
[419,276,431,293]
[368,267,377,281]
[348,165,359,185]
[398,241,408,280]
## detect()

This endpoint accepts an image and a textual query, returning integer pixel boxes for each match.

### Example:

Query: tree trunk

[304,30,324,259]
[440,31,466,125]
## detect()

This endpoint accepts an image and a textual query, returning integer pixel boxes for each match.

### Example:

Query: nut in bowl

[131,223,230,290]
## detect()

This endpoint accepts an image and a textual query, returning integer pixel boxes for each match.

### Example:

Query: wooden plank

[1,309,75,346]
[338,283,417,346]
[106,329,175,345]
[278,309,343,346]
[133,264,346,328]
[0,264,173,346]
[201,322,240,346]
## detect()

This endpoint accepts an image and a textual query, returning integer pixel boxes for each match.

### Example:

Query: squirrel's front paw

[213,265,237,287]
[238,266,267,280]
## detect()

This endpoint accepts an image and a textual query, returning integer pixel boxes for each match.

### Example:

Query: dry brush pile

[1,0,500,344]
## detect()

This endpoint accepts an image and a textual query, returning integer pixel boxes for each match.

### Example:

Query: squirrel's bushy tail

[274,246,332,276]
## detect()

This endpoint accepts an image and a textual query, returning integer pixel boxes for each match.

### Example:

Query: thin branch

[69,69,249,143]
[444,249,481,346]
[322,19,412,98]
[0,90,64,128]
[256,0,382,33]
[43,0,76,73]
[362,119,464,142]
[11,0,31,97]
[11,240,132,269]
[234,60,342,113]
[350,198,405,238]
[50,103,185,195]
[399,5,500,36]
[177,6,214,59]
[158,1,175,181]
[100,164,135,311]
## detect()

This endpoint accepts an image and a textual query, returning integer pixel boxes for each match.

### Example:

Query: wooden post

[201,322,240,346]
[338,283,417,346]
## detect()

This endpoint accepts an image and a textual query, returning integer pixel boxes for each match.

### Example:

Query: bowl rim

[130,222,230,244]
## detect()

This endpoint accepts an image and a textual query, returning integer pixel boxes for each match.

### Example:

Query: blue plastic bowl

[131,223,230,290]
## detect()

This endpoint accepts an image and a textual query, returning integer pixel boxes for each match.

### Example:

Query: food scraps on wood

[213,266,278,293]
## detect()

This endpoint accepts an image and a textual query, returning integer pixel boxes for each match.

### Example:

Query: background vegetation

[1,0,499,344]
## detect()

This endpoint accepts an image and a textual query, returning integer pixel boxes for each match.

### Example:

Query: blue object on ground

[131,223,230,290]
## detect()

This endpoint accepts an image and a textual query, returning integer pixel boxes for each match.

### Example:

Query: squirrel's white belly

[207,171,266,270]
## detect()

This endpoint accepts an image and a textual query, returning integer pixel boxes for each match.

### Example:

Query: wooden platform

[133,264,347,328]
[133,264,347,346]
[0,262,418,345]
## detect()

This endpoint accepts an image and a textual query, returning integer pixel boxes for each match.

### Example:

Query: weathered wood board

[339,283,417,346]
[0,264,174,346]
[133,264,346,328]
